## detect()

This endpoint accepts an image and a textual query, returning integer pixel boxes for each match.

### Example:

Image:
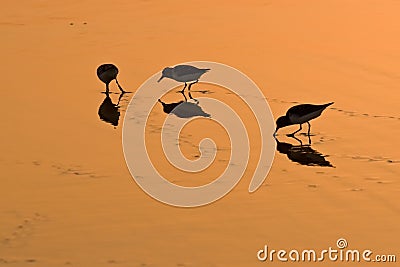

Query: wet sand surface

[1,1,399,266]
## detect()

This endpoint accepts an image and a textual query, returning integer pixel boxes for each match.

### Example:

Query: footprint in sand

[29,160,103,178]
[1,213,47,248]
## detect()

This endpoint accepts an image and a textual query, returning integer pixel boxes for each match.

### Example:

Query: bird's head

[157,67,173,82]
[274,116,291,136]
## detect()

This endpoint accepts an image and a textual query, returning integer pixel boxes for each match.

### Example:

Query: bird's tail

[202,68,211,72]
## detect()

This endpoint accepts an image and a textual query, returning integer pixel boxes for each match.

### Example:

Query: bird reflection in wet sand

[158,91,210,118]
[275,136,334,167]
[98,92,127,128]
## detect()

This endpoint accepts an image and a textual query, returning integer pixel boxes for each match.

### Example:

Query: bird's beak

[157,75,164,82]
[273,129,277,137]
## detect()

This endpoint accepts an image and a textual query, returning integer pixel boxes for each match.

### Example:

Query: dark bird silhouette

[157,65,210,92]
[97,64,125,93]
[274,102,334,136]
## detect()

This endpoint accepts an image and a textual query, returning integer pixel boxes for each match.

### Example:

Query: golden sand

[1,1,399,266]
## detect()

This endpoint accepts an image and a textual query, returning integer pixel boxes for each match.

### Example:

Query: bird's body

[97,64,125,93]
[286,103,333,124]
[97,64,118,84]
[157,65,210,92]
[274,102,333,136]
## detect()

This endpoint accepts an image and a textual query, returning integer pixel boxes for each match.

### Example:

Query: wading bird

[274,102,334,136]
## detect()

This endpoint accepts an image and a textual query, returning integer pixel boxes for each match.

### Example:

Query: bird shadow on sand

[98,92,130,128]
[187,89,213,95]
[275,135,334,167]
[158,91,211,119]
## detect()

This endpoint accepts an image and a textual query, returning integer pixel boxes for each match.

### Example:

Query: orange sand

[1,1,399,266]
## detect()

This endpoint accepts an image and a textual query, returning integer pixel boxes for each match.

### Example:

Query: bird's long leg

[307,121,312,144]
[115,78,126,93]
[180,83,187,93]
[288,124,302,136]
[180,90,188,101]
[188,80,198,91]
[106,83,110,94]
